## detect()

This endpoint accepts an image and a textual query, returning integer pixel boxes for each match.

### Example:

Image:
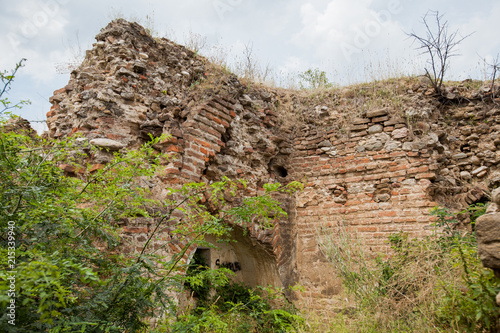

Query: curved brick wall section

[161,96,236,182]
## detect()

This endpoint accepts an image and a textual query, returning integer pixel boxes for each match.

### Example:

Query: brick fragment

[59,164,76,173]
[89,164,105,173]
[123,227,148,233]
[53,87,66,95]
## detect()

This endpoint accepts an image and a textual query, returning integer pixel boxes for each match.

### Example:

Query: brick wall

[285,108,449,309]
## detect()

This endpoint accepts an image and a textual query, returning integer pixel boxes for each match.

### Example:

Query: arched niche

[194,226,282,288]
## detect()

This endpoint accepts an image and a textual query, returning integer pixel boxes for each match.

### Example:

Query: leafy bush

[431,206,499,331]
[0,122,170,331]
[171,282,304,333]
[184,252,213,305]
[180,260,304,333]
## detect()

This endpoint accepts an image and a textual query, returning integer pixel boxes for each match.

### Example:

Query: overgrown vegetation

[171,242,304,332]
[0,63,303,332]
[317,204,500,332]
[171,280,303,332]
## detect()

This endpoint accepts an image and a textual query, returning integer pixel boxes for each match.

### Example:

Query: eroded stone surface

[476,212,500,270]
[89,138,125,150]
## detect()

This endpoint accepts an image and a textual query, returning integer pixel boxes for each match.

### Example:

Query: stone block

[476,212,500,270]
[90,138,125,151]
[366,107,389,118]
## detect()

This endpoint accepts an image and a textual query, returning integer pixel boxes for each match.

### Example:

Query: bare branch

[243,42,255,80]
[482,54,500,105]
[407,11,472,95]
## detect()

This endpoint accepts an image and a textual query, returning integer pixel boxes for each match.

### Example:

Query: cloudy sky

[1,0,499,132]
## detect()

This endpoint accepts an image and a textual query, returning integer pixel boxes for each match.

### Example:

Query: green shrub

[431,206,499,331]
[173,282,304,333]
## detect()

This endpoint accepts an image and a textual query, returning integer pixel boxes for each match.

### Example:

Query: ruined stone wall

[46,19,500,312]
[285,84,500,308]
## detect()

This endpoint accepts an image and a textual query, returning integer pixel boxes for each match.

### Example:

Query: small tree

[298,68,332,89]
[408,11,471,95]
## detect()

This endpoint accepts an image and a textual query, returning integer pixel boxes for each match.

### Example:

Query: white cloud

[279,56,307,73]
[0,0,71,83]
[289,0,417,83]
[293,0,407,62]
[446,2,500,81]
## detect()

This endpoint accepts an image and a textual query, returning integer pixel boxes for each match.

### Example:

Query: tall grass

[316,206,500,332]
